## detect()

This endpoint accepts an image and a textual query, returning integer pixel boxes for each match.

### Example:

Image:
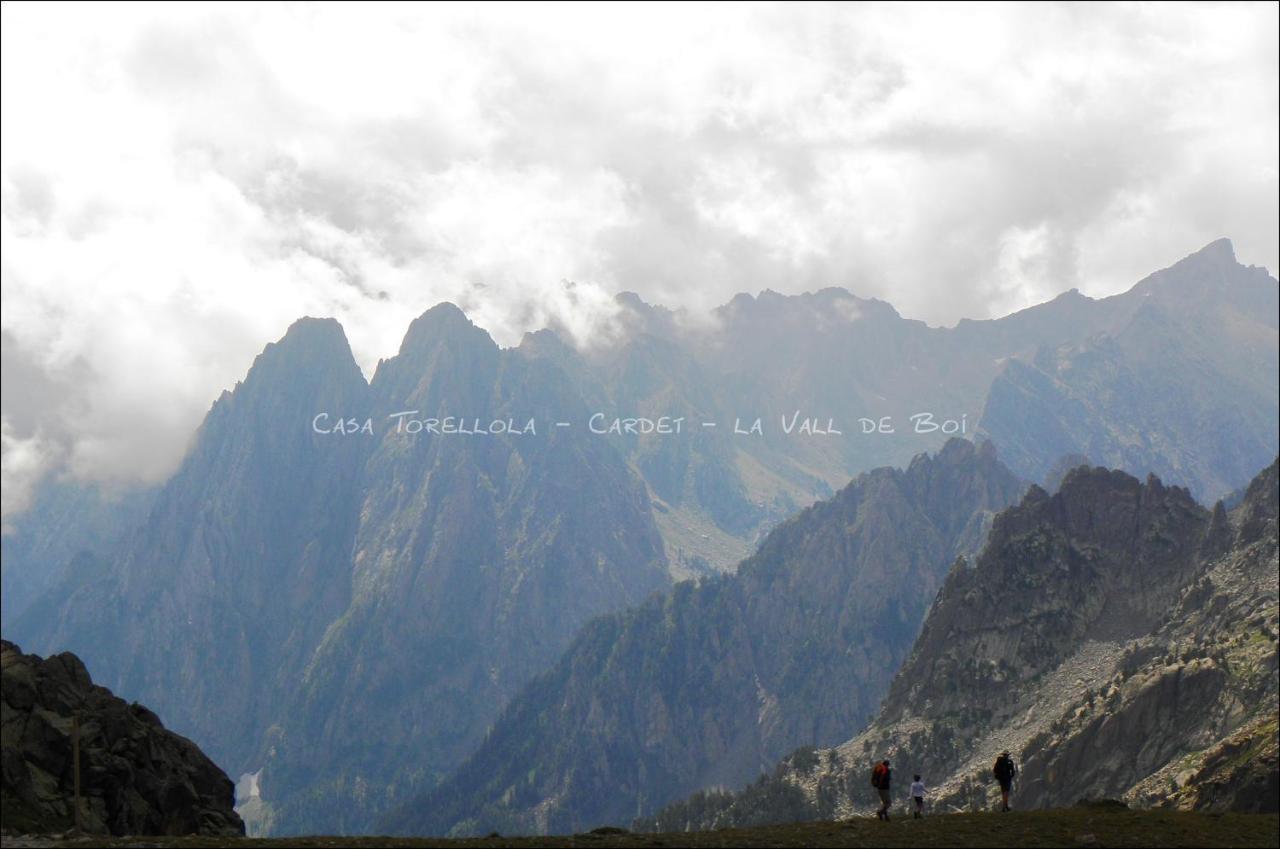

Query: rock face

[1140,713,1279,813]
[381,439,1026,836]
[0,640,243,837]
[643,458,1278,830]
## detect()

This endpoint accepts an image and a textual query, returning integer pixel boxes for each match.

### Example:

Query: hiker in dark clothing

[993,750,1017,811]
[871,759,892,820]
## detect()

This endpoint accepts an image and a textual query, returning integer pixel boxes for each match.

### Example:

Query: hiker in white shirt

[910,774,926,818]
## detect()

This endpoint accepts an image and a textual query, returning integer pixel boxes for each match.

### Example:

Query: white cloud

[2,1,1277,511]
[0,419,51,522]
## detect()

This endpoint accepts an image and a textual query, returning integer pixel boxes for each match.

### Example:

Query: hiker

[871,759,892,820]
[910,774,926,818]
[993,750,1017,811]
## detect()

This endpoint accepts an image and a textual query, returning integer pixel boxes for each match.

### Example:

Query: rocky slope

[382,439,1025,836]
[643,458,1278,829]
[1,640,243,837]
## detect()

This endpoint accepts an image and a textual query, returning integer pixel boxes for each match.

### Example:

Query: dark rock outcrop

[0,640,243,837]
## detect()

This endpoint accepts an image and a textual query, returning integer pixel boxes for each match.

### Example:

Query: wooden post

[72,715,82,833]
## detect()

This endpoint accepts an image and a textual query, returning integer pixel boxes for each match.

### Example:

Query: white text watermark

[311,411,969,437]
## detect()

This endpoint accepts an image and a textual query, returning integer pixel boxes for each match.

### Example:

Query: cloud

[1,1,1277,512]
[0,419,51,522]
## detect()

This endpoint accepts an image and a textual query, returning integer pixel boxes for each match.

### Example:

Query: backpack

[993,756,1013,781]
[871,763,887,788]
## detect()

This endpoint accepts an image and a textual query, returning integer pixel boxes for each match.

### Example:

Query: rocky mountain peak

[991,465,1202,553]
[371,302,502,402]
[1190,236,1237,264]
[882,467,1210,723]
[397,302,491,353]
[918,436,992,467]
[1130,237,1254,302]
[1155,237,1239,282]
[516,326,574,358]
[220,315,366,417]
[277,314,349,349]
[256,316,361,374]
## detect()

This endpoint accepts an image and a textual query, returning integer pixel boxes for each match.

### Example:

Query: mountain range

[520,237,1276,575]
[1,238,1275,835]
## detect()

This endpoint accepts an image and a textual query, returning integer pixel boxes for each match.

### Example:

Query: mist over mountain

[1,239,1275,836]
[0,480,154,624]
[518,238,1277,574]
[644,458,1278,829]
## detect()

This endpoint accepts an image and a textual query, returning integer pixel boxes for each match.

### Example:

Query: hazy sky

[2,1,1278,514]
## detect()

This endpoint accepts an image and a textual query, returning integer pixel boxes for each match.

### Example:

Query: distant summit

[1186,236,1236,263]
[396,301,490,356]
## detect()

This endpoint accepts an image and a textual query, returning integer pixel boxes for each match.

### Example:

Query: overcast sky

[2,1,1278,515]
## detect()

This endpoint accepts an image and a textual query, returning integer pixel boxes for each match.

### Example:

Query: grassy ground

[3,810,1278,849]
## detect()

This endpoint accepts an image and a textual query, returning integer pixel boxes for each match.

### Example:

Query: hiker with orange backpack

[870,759,892,820]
